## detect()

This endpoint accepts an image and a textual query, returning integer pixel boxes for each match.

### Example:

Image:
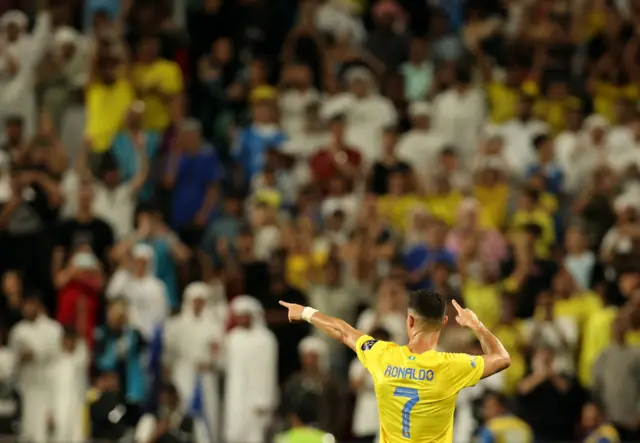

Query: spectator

[85,55,134,171]
[111,103,162,203]
[131,35,184,135]
[53,180,114,274]
[398,37,434,103]
[475,391,533,443]
[224,295,278,443]
[395,102,445,186]
[1,116,26,164]
[274,392,335,443]
[517,346,578,442]
[89,371,135,442]
[526,134,564,196]
[357,277,407,344]
[94,299,146,416]
[8,293,62,443]
[564,226,598,291]
[0,270,22,333]
[163,119,221,246]
[431,67,485,162]
[282,336,346,437]
[349,327,389,443]
[279,64,320,137]
[106,244,169,341]
[135,382,195,443]
[309,115,362,194]
[593,314,640,441]
[322,67,396,163]
[55,250,103,349]
[579,401,621,443]
[164,282,224,443]
[367,125,413,196]
[0,7,51,139]
[234,87,286,186]
[51,327,89,443]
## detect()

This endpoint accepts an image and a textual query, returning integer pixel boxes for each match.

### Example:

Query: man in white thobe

[0,9,52,140]
[321,66,397,164]
[9,294,62,443]
[224,295,278,443]
[164,282,226,443]
[51,329,89,443]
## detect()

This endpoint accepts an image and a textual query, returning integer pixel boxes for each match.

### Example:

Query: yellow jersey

[584,424,620,443]
[355,334,485,443]
[477,415,533,443]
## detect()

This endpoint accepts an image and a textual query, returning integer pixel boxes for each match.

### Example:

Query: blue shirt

[85,0,121,29]
[144,238,179,310]
[111,131,161,202]
[170,147,221,228]
[200,214,242,266]
[234,126,286,184]
[525,162,564,195]
[403,245,456,290]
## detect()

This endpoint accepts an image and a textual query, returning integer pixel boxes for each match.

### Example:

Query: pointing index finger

[451,299,463,313]
[279,300,291,308]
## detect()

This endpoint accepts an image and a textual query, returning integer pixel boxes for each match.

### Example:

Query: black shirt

[369,160,412,195]
[56,218,115,266]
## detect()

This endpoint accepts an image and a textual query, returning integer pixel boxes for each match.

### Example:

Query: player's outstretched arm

[279,301,364,351]
[452,300,511,379]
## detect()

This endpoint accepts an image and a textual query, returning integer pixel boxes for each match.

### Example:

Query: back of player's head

[408,289,446,327]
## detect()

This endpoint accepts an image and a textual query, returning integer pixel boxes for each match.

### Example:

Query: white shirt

[282,131,330,159]
[279,88,320,137]
[396,129,446,182]
[523,318,578,374]
[92,182,135,239]
[321,92,397,163]
[356,309,407,345]
[321,194,359,228]
[254,225,281,261]
[431,88,486,161]
[492,118,549,177]
[349,358,379,437]
[315,1,366,44]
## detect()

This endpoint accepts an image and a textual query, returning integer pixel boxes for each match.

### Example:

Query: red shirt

[56,275,102,350]
[308,147,362,189]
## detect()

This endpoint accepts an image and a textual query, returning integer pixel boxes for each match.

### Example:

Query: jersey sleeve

[445,353,485,391]
[355,334,396,373]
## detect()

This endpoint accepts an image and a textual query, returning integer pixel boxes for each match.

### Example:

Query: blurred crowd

[0,0,640,442]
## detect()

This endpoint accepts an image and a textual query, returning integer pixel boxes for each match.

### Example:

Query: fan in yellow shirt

[473,159,509,230]
[377,170,429,233]
[477,391,533,443]
[510,188,555,258]
[85,58,135,153]
[131,36,184,133]
[581,401,621,443]
[426,175,463,227]
[279,290,512,443]
[535,81,582,135]
[590,80,638,124]
[493,295,527,394]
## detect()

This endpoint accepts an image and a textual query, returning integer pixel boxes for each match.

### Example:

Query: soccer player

[279,289,511,443]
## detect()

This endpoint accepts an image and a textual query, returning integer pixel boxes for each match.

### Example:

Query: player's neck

[407,330,440,354]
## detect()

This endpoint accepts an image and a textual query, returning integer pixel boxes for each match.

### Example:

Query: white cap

[408,101,432,118]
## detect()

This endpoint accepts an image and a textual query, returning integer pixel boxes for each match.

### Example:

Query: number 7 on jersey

[393,387,420,438]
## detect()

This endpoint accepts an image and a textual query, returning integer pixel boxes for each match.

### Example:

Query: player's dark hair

[408,289,446,325]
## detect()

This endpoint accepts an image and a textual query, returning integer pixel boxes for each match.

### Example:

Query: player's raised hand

[451,299,481,329]
[279,300,304,322]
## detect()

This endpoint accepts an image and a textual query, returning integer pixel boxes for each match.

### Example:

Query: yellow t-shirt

[554,292,603,333]
[486,80,539,124]
[285,250,327,291]
[131,59,184,132]
[585,424,620,443]
[355,334,485,443]
[510,209,555,258]
[463,279,501,329]
[377,195,429,233]
[426,191,463,227]
[85,78,135,152]
[474,184,509,230]
[578,306,617,388]
[485,416,533,443]
[592,82,639,124]
[534,97,581,135]
[494,322,527,394]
